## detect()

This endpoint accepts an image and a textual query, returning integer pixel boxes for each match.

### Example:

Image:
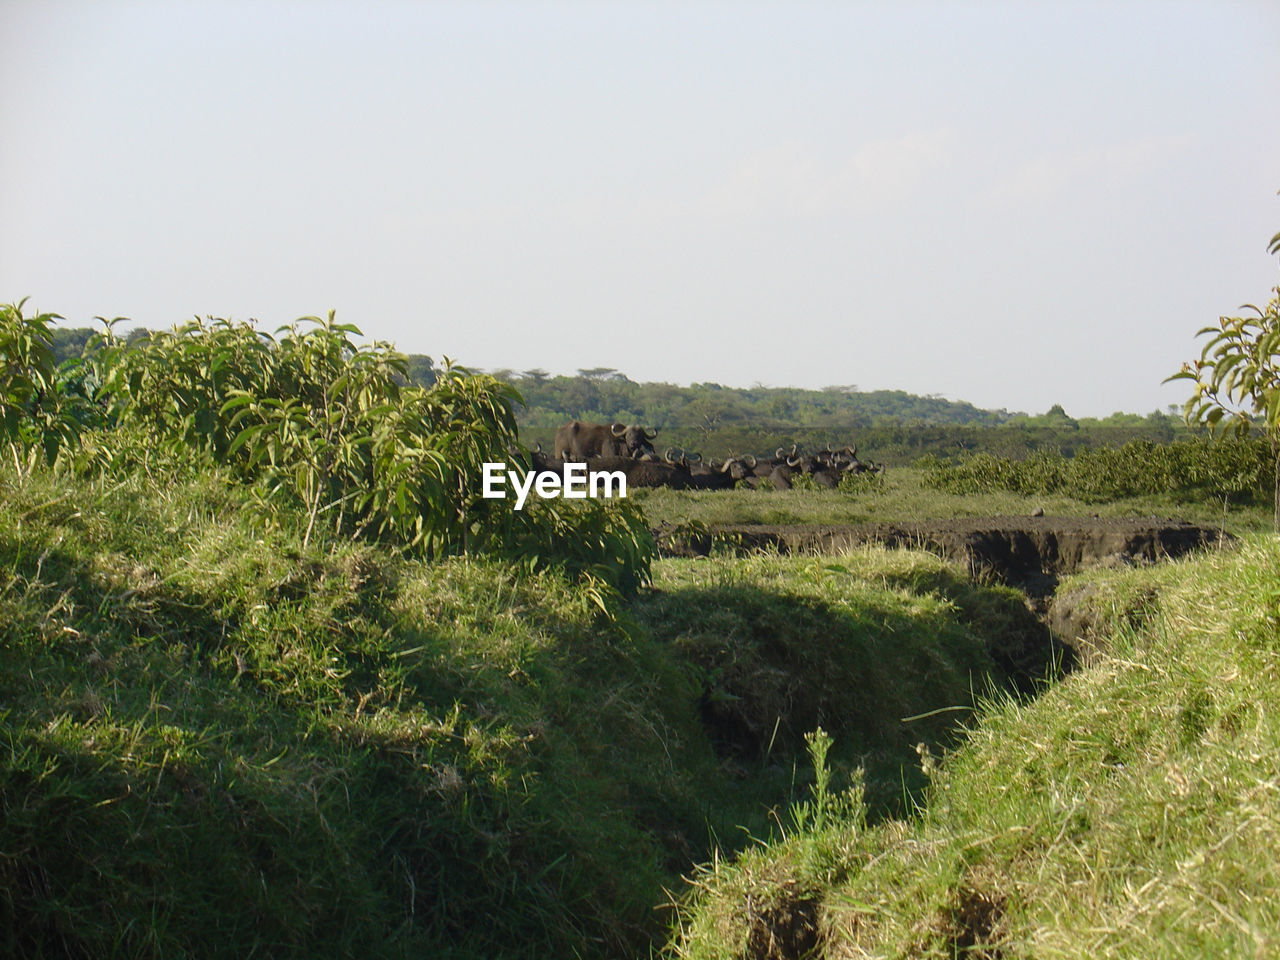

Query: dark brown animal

[553,421,657,461]
[587,456,693,489]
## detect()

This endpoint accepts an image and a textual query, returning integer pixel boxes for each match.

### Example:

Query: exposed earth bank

[657,516,1227,663]
[660,515,1224,585]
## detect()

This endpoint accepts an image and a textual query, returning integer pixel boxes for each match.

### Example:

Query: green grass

[666,533,1280,958]
[0,466,1041,959]
[632,549,1054,819]
[632,467,1274,535]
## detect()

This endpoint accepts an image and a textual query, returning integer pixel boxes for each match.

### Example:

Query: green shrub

[922,438,1273,504]
[39,310,657,592]
[0,299,90,471]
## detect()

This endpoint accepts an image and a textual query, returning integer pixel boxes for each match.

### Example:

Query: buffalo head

[554,420,658,461]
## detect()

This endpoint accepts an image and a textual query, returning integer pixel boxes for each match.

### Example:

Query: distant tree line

[47,329,1189,466]
[31,315,651,592]
[494,370,1189,465]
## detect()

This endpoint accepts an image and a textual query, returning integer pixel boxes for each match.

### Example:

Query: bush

[12,309,655,593]
[922,438,1273,504]
[0,299,91,472]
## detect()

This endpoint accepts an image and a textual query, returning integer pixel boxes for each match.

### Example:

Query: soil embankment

[659,517,1226,667]
[661,516,1224,592]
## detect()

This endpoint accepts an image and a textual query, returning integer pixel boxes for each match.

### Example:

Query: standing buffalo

[554,421,658,461]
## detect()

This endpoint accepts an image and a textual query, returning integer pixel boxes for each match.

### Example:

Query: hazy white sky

[3,1,1278,417]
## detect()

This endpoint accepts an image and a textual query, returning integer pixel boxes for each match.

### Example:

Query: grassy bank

[0,468,1040,959]
[667,533,1280,958]
[633,551,1054,819]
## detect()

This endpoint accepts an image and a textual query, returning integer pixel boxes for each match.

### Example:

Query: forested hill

[492,369,1188,462]
[510,370,1009,429]
[48,328,1187,463]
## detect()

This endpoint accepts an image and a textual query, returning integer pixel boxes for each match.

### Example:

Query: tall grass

[633,548,1055,817]
[0,466,1043,958]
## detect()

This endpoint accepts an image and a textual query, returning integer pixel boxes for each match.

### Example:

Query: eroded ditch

[653,515,1228,960]
[659,515,1228,665]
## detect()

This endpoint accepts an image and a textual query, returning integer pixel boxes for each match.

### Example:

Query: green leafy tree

[1167,228,1280,527]
[81,311,654,590]
[0,298,87,473]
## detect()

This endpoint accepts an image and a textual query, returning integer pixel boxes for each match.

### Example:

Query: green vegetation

[1167,240,1280,525]
[667,533,1280,958]
[634,464,1274,535]
[919,438,1274,510]
[18,306,657,594]
[509,376,1188,465]
[0,464,1045,958]
[0,299,92,473]
[11,297,1279,958]
[47,323,1190,465]
[0,469,673,958]
[634,548,1052,818]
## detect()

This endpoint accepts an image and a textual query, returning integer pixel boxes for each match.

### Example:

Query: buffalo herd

[524,420,884,491]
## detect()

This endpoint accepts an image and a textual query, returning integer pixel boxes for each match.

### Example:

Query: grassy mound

[633,551,1052,818]
[0,469,1043,959]
[668,534,1280,958]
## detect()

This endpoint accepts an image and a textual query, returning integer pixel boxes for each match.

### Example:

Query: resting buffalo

[554,421,657,461]
[726,442,885,490]
[587,456,695,489]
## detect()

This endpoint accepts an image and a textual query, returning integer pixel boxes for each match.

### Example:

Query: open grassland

[634,468,1274,537]
[633,467,1274,536]
[0,467,1043,959]
[667,533,1280,959]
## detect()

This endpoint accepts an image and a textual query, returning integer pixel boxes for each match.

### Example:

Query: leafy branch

[1167,227,1280,528]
